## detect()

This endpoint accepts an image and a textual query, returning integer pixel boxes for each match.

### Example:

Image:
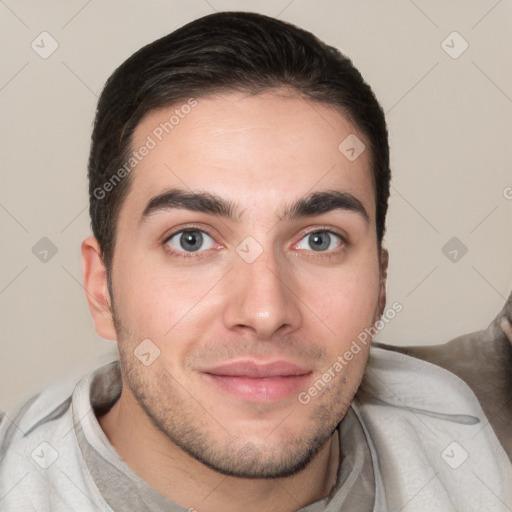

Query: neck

[98,387,340,512]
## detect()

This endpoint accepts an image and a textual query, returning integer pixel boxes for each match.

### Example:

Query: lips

[201,360,312,402]
[205,360,311,378]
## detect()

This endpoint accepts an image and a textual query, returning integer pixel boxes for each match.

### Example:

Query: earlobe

[81,236,117,341]
[377,247,389,319]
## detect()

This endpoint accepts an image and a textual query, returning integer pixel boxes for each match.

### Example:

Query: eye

[165,229,215,253]
[295,230,343,252]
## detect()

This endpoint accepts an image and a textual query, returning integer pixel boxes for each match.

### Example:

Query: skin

[82,88,388,512]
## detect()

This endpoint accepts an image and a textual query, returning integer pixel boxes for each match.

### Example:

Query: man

[1,11,511,512]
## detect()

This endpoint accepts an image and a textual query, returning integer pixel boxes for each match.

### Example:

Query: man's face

[107,89,384,478]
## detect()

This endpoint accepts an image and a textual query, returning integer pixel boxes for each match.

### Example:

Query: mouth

[201,360,313,403]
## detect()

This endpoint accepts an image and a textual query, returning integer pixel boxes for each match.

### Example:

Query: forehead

[123,89,375,226]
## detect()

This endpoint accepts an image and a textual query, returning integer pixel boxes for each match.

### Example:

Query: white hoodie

[0,346,510,511]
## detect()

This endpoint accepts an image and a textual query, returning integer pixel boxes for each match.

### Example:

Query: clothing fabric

[1,346,511,511]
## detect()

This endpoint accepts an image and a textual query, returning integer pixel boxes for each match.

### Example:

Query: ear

[377,247,389,320]
[500,317,512,344]
[81,236,117,341]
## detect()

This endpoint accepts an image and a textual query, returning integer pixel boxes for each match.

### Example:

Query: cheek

[113,236,380,349]
[112,258,181,338]
[297,258,381,338]
[112,254,221,350]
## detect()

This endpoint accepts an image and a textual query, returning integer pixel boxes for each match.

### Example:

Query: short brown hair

[88,11,391,283]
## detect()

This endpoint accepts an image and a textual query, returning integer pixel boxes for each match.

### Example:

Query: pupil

[310,232,330,251]
[180,230,202,252]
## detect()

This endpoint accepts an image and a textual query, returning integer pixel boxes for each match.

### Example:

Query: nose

[223,248,302,339]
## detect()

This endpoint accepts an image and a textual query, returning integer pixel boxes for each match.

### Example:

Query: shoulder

[353,346,512,510]
[0,364,117,512]
[371,321,512,460]
[0,386,74,457]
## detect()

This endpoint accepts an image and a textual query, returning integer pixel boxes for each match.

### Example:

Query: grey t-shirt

[75,360,375,511]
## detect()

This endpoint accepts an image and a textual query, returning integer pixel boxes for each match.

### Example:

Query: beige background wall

[1,0,511,412]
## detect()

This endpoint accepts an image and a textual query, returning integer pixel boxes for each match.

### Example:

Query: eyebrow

[138,187,370,225]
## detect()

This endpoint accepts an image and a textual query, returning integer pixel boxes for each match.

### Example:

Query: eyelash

[162,224,347,261]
